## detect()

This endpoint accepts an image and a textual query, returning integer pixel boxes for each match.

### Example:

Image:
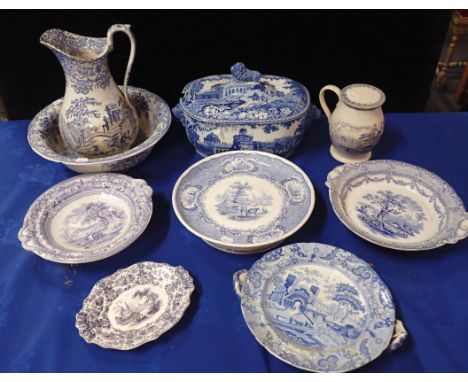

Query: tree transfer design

[356,191,426,238]
[61,96,137,157]
[61,202,126,247]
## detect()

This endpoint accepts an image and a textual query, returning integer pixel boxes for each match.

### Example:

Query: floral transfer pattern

[56,53,111,95]
[41,29,109,94]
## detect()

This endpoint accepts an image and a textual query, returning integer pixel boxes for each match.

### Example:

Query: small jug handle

[107,24,136,106]
[319,85,341,120]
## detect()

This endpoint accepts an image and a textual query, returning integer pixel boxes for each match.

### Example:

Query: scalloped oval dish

[326,160,468,250]
[76,262,194,350]
[18,173,153,263]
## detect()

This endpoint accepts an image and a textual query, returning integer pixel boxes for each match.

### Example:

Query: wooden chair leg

[437,32,459,88]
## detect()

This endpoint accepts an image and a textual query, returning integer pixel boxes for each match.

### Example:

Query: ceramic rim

[172,150,315,251]
[341,83,385,110]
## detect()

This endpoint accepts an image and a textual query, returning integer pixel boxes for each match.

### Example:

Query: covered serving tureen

[172,62,318,157]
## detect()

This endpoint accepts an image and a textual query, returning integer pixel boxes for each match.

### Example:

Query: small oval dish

[173,62,319,157]
[234,242,401,372]
[76,262,194,350]
[27,86,171,173]
[326,160,468,250]
[172,151,315,254]
[18,173,153,263]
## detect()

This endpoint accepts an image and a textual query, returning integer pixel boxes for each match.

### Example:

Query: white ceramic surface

[326,160,468,250]
[319,83,385,164]
[172,151,315,254]
[76,262,194,350]
[18,173,153,263]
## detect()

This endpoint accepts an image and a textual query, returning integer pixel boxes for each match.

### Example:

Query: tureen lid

[178,62,310,123]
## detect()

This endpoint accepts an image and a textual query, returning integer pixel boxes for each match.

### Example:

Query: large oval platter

[326,160,468,250]
[238,243,395,372]
[172,151,315,254]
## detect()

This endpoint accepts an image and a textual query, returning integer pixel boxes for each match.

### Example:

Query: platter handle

[233,269,249,298]
[386,319,408,352]
[325,164,347,188]
[446,212,468,245]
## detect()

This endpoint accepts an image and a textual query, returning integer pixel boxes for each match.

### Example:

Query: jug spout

[40,28,109,61]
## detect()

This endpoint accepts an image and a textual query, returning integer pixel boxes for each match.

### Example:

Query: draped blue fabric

[0,112,467,372]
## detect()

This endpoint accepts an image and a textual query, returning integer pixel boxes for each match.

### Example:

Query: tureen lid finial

[231,62,261,81]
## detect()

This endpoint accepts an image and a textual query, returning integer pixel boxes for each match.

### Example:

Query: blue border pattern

[174,152,314,246]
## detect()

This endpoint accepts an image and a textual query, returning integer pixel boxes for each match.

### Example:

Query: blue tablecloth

[0,112,467,372]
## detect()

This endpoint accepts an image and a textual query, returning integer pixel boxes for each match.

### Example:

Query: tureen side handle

[446,211,468,245]
[233,269,249,299]
[172,104,182,120]
[319,85,341,120]
[386,319,408,352]
[305,104,322,126]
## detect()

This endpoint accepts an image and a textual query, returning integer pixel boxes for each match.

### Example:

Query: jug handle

[319,85,341,120]
[107,24,136,107]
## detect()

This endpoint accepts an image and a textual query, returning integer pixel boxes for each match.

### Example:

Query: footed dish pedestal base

[330,145,372,164]
[202,239,282,255]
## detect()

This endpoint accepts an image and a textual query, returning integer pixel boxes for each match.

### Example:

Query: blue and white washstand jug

[40,24,139,158]
[173,62,319,157]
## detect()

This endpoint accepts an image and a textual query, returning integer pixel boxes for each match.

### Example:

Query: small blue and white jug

[319,83,385,164]
[40,24,139,157]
